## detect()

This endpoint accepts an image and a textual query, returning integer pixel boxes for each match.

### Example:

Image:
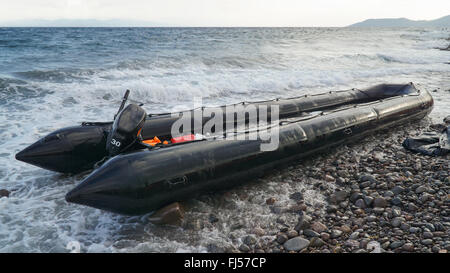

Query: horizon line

[1,14,448,28]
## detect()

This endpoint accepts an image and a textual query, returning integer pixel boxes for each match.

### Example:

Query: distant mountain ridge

[349,15,450,27]
[0,19,165,27]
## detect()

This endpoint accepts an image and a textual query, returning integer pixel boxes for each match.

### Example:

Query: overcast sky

[0,0,449,27]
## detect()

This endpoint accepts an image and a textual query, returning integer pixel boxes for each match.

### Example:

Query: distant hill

[0,19,165,27]
[348,15,450,27]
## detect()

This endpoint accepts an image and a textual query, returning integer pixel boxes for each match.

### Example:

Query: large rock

[148,202,184,226]
[0,189,9,198]
[283,237,310,252]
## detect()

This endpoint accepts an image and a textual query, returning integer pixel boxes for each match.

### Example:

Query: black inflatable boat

[16,83,428,174]
[58,83,433,215]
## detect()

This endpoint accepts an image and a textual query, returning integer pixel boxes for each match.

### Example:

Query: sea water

[0,27,449,252]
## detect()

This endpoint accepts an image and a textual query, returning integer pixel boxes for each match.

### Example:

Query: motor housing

[106,104,147,156]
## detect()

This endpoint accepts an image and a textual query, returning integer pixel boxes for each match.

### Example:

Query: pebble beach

[242,120,448,253]
[164,116,447,253]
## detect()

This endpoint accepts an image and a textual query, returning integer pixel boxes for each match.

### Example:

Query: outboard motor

[106,104,147,157]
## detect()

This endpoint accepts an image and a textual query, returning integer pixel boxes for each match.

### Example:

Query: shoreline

[196,117,449,253]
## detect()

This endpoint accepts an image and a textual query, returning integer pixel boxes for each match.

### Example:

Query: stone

[276,234,288,244]
[310,221,327,233]
[239,244,250,252]
[367,241,382,253]
[309,237,325,247]
[355,199,366,208]
[330,190,349,204]
[373,207,385,214]
[295,215,312,231]
[276,216,286,225]
[391,217,403,228]
[207,243,225,253]
[148,202,184,226]
[360,175,377,183]
[339,201,349,208]
[360,239,369,249]
[409,227,420,234]
[373,197,388,208]
[349,232,359,240]
[289,192,303,202]
[244,235,257,245]
[325,175,335,182]
[340,225,352,233]
[209,213,219,223]
[408,203,418,212]
[392,186,404,195]
[230,220,245,230]
[270,206,284,214]
[354,208,365,215]
[390,241,404,249]
[345,239,359,248]
[303,229,320,237]
[392,208,402,217]
[330,229,343,238]
[421,239,433,246]
[384,191,394,198]
[364,196,374,206]
[336,177,346,185]
[252,227,265,236]
[420,193,432,203]
[415,186,427,194]
[423,232,433,239]
[381,241,390,250]
[350,192,363,202]
[432,246,440,253]
[434,222,444,231]
[400,223,410,231]
[391,197,402,206]
[283,237,310,252]
[424,223,435,232]
[266,197,276,205]
[286,230,298,239]
[0,189,9,198]
[326,205,338,213]
[402,243,414,252]
[321,232,330,241]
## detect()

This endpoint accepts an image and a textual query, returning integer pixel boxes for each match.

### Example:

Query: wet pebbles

[230,120,449,253]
